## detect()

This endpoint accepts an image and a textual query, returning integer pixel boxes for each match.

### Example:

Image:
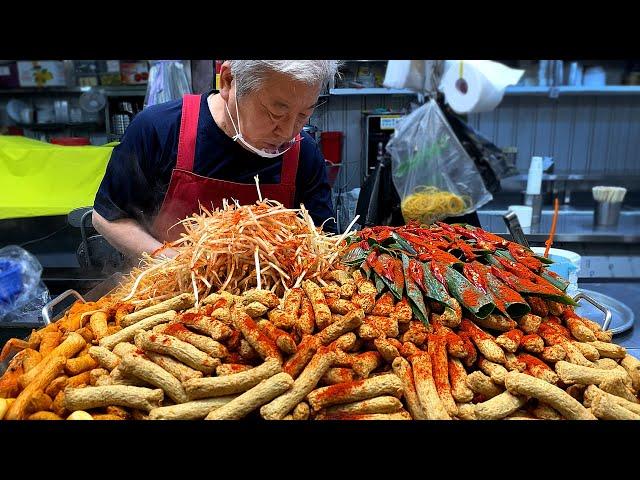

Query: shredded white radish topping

[115,193,356,302]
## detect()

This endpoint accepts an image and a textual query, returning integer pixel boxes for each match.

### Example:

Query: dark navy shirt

[94,91,335,233]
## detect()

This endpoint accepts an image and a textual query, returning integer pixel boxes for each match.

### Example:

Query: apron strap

[176,94,202,172]
[280,134,301,186]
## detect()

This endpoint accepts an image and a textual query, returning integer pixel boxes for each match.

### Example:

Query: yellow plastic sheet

[0,136,116,220]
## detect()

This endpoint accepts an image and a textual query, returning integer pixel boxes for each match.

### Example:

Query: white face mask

[224,86,296,158]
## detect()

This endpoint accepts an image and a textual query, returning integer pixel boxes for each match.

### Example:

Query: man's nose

[274,115,300,142]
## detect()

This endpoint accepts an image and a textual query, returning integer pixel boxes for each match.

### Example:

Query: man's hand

[92,211,169,260]
[153,246,179,259]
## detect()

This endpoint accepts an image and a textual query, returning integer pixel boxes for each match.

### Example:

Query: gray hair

[228,60,339,98]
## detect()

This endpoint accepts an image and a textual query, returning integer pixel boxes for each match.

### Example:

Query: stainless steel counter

[478,209,640,243]
[580,281,640,357]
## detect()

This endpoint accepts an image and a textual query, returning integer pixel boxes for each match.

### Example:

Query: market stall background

[0,59,639,360]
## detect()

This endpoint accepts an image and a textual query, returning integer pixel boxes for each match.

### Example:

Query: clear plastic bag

[333,188,361,233]
[386,98,492,225]
[144,61,192,108]
[0,245,50,322]
[2,281,50,323]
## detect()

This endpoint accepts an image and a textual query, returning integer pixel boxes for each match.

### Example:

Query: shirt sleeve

[295,137,336,234]
[93,112,160,228]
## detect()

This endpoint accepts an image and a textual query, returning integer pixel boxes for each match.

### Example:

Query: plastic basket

[0,260,23,304]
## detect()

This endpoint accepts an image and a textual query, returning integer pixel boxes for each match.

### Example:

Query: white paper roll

[439,60,524,114]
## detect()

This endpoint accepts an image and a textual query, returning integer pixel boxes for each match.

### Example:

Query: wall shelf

[326,86,640,97]
[102,86,147,97]
[505,85,640,96]
[0,86,147,96]
[329,88,417,96]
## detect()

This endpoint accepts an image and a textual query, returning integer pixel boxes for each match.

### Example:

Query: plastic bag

[386,98,493,225]
[144,61,192,108]
[2,281,50,323]
[0,245,50,321]
[442,102,519,194]
[333,187,362,234]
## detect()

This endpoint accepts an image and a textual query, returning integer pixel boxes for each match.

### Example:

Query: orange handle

[544,197,560,257]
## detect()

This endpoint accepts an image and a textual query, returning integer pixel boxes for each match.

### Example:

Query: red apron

[151,94,300,242]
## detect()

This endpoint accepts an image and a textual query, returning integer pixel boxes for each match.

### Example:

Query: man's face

[229,72,321,151]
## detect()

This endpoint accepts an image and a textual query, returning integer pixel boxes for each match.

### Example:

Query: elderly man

[93,60,338,259]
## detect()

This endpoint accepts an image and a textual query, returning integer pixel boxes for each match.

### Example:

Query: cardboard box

[99,73,121,86]
[17,61,67,87]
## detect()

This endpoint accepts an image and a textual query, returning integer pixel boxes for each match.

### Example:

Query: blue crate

[0,260,23,304]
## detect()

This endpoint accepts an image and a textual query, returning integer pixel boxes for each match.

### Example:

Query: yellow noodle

[401,186,470,224]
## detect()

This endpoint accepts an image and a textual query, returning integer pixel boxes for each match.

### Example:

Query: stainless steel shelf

[0,86,147,96]
[505,86,640,96]
[102,86,147,97]
[505,173,640,182]
[0,87,88,94]
[329,88,417,96]
[326,85,640,97]
[478,209,640,244]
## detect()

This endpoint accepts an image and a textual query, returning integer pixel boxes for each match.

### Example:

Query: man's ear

[219,61,233,101]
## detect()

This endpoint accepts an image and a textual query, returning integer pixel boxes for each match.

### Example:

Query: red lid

[50,137,91,146]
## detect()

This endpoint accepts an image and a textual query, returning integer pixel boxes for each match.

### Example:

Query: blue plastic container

[0,260,23,304]
[531,247,580,296]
